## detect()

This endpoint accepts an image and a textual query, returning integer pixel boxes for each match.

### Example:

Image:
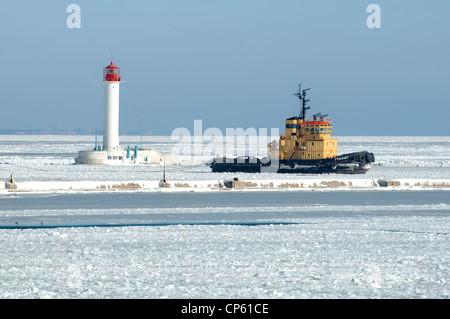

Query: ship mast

[293,83,311,120]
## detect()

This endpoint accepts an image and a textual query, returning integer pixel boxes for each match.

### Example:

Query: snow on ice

[0,135,449,298]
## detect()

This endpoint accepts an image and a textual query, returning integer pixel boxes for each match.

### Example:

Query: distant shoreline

[0,129,152,135]
[0,130,447,137]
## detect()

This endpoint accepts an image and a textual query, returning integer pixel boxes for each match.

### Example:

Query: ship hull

[210,151,375,174]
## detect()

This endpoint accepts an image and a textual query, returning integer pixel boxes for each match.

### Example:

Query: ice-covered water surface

[0,135,449,181]
[0,191,449,299]
[1,221,448,299]
[0,136,449,299]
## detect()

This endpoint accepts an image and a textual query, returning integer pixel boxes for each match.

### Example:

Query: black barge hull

[210,151,375,174]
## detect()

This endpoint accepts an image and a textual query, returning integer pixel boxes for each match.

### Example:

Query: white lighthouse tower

[102,60,121,150]
[75,59,180,166]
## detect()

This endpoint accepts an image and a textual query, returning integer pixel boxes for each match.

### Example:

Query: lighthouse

[102,60,121,150]
[75,59,180,166]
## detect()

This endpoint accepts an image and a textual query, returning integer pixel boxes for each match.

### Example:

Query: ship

[210,84,375,174]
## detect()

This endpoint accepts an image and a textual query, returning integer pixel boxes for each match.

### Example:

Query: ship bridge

[279,88,338,161]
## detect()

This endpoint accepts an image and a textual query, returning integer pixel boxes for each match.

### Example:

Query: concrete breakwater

[2,178,450,193]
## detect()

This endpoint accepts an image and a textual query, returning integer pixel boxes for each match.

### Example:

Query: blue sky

[0,1,449,135]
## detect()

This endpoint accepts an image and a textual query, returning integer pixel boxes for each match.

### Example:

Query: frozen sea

[0,135,449,299]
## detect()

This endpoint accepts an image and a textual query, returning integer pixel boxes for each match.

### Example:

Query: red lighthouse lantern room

[103,61,121,82]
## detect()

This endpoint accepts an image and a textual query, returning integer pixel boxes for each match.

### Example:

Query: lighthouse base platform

[75,147,180,166]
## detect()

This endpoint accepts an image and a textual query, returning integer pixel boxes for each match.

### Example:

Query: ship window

[306,127,309,131]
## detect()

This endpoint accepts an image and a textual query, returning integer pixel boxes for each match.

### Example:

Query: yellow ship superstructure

[279,115,338,161]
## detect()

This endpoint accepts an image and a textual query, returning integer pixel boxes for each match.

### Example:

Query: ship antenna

[293,83,311,120]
